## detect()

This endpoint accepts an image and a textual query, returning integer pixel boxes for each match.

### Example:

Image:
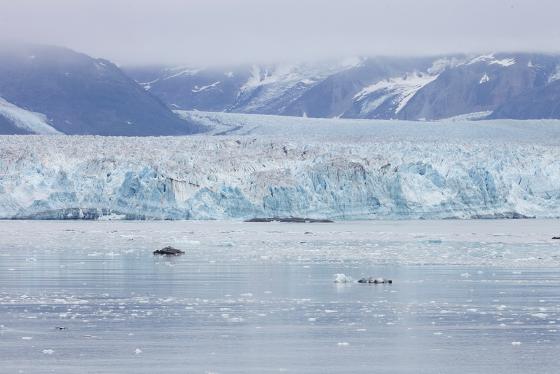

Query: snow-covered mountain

[125,56,436,119]
[398,54,559,120]
[0,44,200,135]
[125,53,560,120]
[1,118,559,220]
[3,44,560,136]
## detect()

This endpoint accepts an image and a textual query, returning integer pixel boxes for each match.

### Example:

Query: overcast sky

[1,0,559,66]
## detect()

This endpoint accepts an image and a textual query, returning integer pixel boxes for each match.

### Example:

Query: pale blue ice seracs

[1,133,559,220]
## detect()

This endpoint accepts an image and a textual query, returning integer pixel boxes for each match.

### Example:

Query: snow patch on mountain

[0,97,61,134]
[353,72,439,116]
[235,61,358,112]
[192,81,221,93]
[467,54,516,67]
[548,66,560,83]
[490,58,516,67]
[140,66,204,89]
[479,73,490,84]
[163,66,202,80]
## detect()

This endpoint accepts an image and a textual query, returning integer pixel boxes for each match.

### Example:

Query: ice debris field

[0,220,559,373]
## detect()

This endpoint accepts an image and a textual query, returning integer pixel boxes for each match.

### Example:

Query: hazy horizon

[1,0,560,66]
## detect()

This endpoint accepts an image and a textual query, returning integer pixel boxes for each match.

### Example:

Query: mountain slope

[125,65,253,112]
[0,44,200,135]
[398,54,558,120]
[490,80,560,119]
[126,57,439,119]
[126,53,560,121]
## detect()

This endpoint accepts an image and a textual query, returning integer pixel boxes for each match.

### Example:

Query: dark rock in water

[153,246,185,256]
[358,277,392,284]
[245,217,334,223]
[552,237,560,240]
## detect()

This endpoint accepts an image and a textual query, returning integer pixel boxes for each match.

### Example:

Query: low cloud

[1,0,559,66]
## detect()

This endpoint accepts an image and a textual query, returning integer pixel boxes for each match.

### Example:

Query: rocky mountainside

[125,53,560,121]
[2,44,560,137]
[0,44,200,135]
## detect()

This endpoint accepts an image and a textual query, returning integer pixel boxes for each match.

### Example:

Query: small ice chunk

[42,349,54,355]
[333,274,353,283]
[511,342,522,346]
[135,348,142,355]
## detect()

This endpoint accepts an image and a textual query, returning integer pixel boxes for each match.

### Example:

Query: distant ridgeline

[125,53,560,122]
[2,44,560,136]
[0,44,201,136]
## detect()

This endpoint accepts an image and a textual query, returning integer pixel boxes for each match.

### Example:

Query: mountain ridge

[2,44,560,136]
[0,43,201,135]
[124,52,560,121]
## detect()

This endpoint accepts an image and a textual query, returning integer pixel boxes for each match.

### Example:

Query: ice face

[0,129,559,220]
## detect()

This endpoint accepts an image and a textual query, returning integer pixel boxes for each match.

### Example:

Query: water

[0,220,559,373]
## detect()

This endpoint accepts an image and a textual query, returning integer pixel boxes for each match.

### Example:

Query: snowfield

[1,116,560,220]
[0,97,60,135]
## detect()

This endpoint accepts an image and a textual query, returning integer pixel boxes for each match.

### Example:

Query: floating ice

[333,274,353,283]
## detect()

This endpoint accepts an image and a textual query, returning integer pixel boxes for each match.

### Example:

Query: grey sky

[1,0,559,66]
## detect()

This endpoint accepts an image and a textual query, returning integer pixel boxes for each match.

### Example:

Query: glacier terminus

[1,116,559,220]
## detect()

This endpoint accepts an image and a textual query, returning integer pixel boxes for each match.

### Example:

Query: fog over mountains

[126,53,560,121]
[0,44,201,136]
[2,44,560,135]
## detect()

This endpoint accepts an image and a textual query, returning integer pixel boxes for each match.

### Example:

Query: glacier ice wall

[0,135,559,220]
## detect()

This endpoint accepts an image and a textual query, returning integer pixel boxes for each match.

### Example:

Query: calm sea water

[0,220,559,373]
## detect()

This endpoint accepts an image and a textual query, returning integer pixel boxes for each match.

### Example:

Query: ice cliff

[1,135,559,220]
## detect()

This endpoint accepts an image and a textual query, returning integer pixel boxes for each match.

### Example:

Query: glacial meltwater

[0,220,559,373]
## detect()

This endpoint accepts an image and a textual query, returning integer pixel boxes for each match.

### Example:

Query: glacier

[1,118,560,220]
